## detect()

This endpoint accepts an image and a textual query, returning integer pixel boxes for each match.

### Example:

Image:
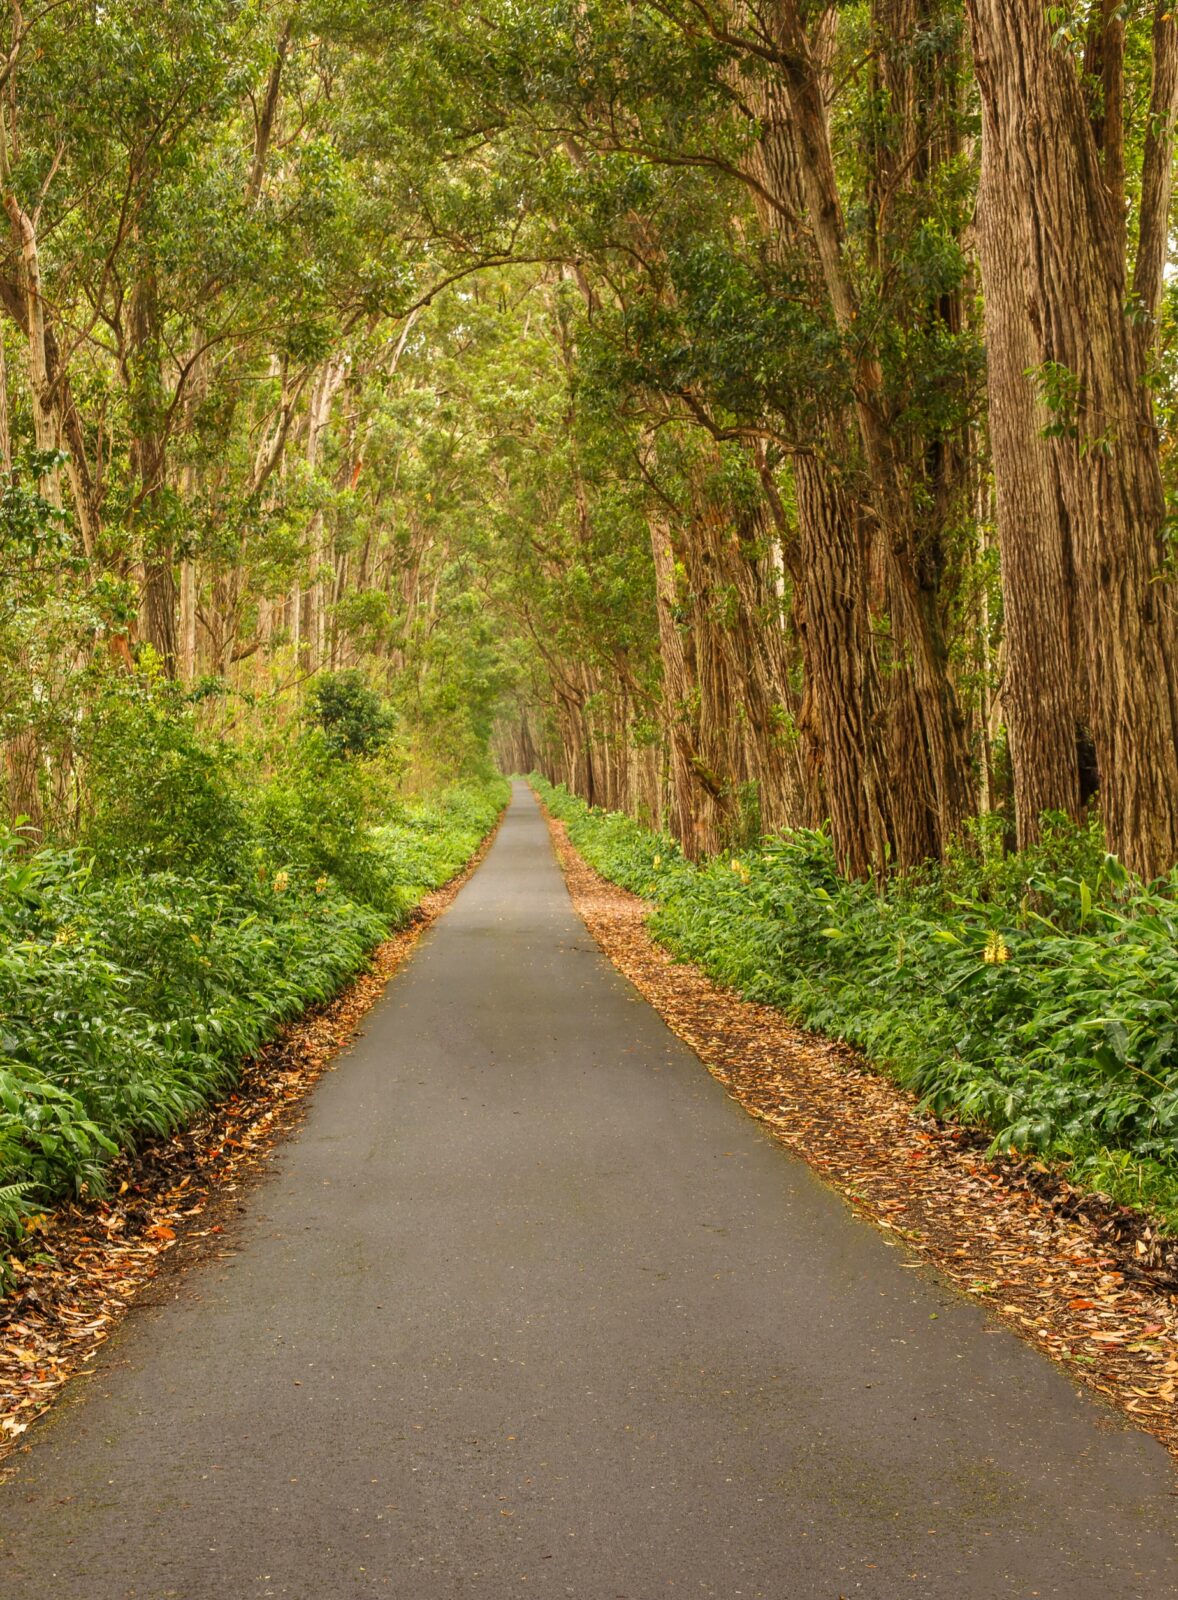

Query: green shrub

[81,679,249,881]
[307,670,396,758]
[251,729,405,913]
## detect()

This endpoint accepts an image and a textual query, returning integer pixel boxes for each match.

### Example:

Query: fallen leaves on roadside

[0,821,501,1473]
[543,807,1178,1463]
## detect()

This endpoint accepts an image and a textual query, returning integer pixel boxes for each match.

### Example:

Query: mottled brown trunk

[792,456,891,877]
[649,510,710,855]
[737,28,891,871]
[0,330,10,475]
[128,263,177,670]
[732,484,804,834]
[305,357,348,672]
[4,191,60,502]
[973,79,1081,842]
[966,0,1178,876]
[870,0,976,857]
[140,558,178,671]
[4,727,42,838]
[246,16,293,203]
[684,478,803,841]
[0,277,101,559]
[0,332,40,839]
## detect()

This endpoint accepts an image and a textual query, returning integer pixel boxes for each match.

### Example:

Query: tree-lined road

[1,786,1175,1598]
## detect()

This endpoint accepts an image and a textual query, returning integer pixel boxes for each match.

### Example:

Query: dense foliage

[535,778,1178,1226]
[8,2,1178,882]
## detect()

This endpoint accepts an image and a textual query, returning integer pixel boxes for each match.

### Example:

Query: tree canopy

[4,0,1178,880]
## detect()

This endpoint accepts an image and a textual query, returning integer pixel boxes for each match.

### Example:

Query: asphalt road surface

[2,783,1176,1599]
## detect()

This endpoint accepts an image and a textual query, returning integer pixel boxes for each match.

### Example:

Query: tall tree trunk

[791,456,891,875]
[966,0,1178,876]
[305,357,347,672]
[649,508,711,854]
[4,729,42,837]
[3,189,60,503]
[246,16,293,204]
[0,328,10,474]
[0,332,41,837]
[128,262,177,669]
[0,272,102,557]
[973,90,1081,842]
[736,12,927,870]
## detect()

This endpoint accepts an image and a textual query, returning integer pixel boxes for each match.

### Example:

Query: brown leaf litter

[542,805,1178,1464]
[0,818,502,1473]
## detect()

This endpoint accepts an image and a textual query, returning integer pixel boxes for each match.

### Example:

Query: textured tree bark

[0,274,102,558]
[562,126,802,851]
[0,326,10,475]
[739,27,867,863]
[752,0,973,862]
[649,508,714,856]
[176,348,209,683]
[4,729,42,838]
[0,336,41,836]
[4,193,61,501]
[127,263,178,671]
[736,9,916,872]
[730,486,803,836]
[966,0,1178,876]
[246,16,293,204]
[791,456,891,876]
[657,445,810,855]
[1133,6,1178,345]
[973,67,1081,843]
[305,356,348,672]
[678,474,804,841]
[1082,0,1125,252]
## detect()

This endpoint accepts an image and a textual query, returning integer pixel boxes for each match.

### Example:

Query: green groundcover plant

[532,777,1178,1229]
[0,750,507,1262]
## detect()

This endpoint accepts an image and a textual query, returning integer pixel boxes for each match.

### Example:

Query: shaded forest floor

[541,804,1178,1462]
[0,818,503,1470]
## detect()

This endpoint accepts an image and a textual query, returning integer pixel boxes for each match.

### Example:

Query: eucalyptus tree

[967,0,1178,877]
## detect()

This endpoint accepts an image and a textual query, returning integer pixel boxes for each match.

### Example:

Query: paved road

[1,784,1176,1598]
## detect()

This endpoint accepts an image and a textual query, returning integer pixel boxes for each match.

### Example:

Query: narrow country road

[2,784,1176,1599]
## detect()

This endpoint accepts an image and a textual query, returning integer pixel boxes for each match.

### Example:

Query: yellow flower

[315,874,328,895]
[53,925,74,946]
[982,929,1010,965]
[652,853,662,869]
[273,869,290,894]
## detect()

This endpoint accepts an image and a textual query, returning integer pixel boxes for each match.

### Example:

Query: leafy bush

[533,777,1178,1227]
[307,670,396,758]
[251,729,407,913]
[81,679,250,882]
